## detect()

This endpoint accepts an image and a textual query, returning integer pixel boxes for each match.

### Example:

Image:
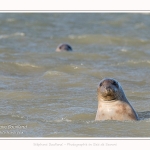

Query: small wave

[128,60,150,64]
[0,62,42,76]
[68,34,87,39]
[120,48,128,52]
[55,118,72,123]
[70,64,79,69]
[15,62,39,68]
[6,18,16,22]
[145,119,150,122]
[43,71,65,76]
[13,32,25,36]
[85,120,96,124]
[115,60,150,66]
[0,32,25,39]
[138,111,150,120]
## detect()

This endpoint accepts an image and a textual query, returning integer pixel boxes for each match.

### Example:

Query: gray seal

[95,78,139,121]
[56,43,73,52]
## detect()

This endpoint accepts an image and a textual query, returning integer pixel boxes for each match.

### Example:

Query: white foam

[0,32,25,39]
[121,48,128,52]
[55,118,72,123]
[15,62,39,68]
[43,71,62,76]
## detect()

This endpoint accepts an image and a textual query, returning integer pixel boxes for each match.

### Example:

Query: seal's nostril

[106,86,111,90]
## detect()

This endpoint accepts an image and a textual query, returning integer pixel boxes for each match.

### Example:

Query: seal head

[98,78,120,101]
[56,43,73,52]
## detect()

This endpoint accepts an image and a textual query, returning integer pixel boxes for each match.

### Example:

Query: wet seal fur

[95,78,139,121]
[56,43,73,52]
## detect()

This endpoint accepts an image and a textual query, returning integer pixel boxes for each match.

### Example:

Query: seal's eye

[112,81,118,87]
[100,82,103,87]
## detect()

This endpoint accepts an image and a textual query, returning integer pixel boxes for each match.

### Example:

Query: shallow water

[0,13,150,137]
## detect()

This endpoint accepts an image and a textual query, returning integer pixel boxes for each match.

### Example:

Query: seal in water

[56,43,73,52]
[95,78,139,121]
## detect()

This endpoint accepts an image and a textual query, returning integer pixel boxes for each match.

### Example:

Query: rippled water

[0,13,150,137]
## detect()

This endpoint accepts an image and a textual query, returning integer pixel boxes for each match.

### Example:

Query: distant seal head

[95,78,139,121]
[56,43,73,52]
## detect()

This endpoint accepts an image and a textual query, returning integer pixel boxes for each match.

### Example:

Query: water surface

[0,13,150,137]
